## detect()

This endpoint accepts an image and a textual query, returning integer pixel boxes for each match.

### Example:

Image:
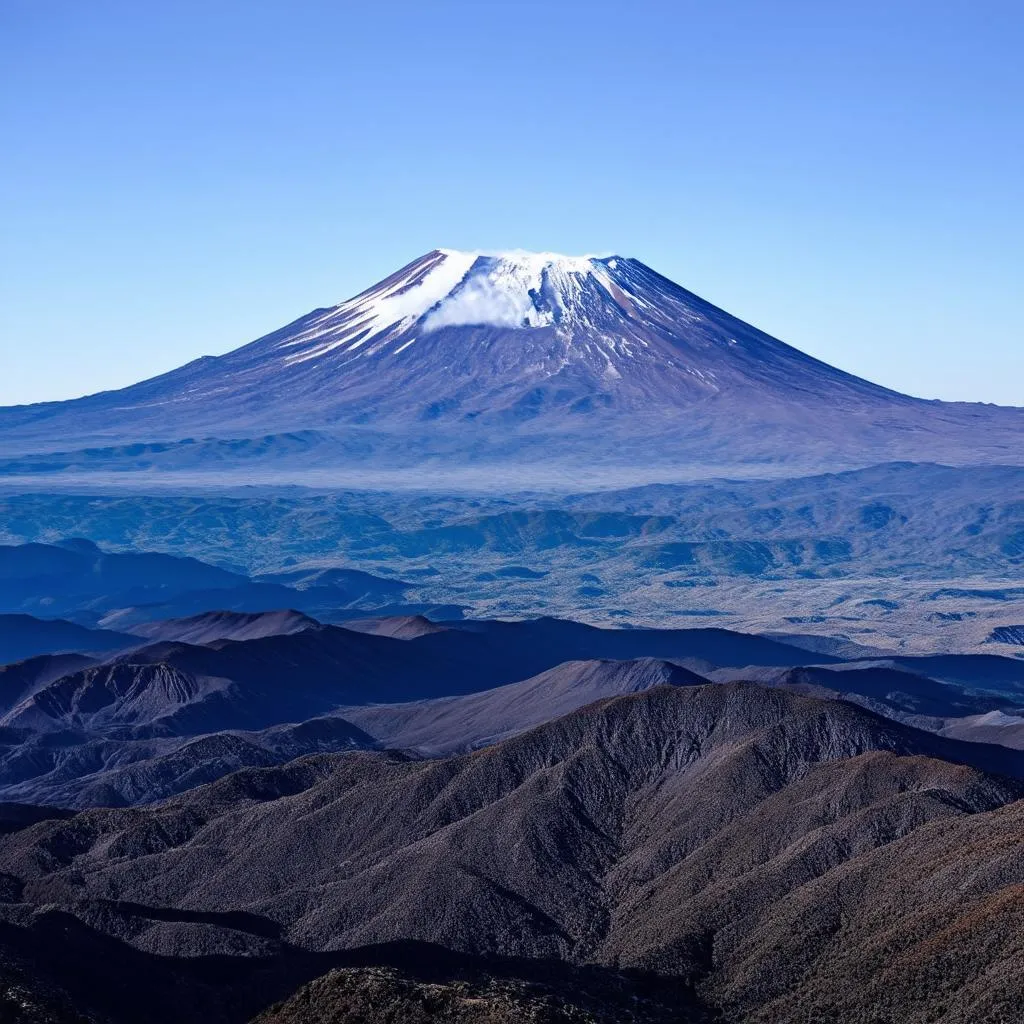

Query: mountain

[0,539,422,631]
[0,618,830,739]
[413,617,842,671]
[706,661,1024,721]
[0,539,246,623]
[930,709,1024,749]
[15,610,1020,751]
[0,650,703,805]
[0,642,1020,812]
[130,610,318,646]
[343,614,449,639]
[0,653,96,716]
[0,614,138,664]
[0,627,441,736]
[4,608,1024,811]
[1,684,1023,1023]
[0,618,848,812]
[2,250,1020,483]
[0,717,376,810]
[338,657,708,755]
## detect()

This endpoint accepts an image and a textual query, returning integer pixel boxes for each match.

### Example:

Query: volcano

[1,249,1020,485]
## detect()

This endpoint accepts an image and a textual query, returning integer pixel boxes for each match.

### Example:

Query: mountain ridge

[1,682,1023,1022]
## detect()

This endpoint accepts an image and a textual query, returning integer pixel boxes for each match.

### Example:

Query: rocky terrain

[0,684,1022,1021]
[252,963,708,1024]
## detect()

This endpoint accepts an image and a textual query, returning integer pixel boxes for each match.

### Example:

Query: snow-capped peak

[7,242,982,483]
[279,249,629,364]
[424,249,619,332]
[437,248,607,274]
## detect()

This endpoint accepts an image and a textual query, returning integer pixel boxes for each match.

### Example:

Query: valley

[2,459,1022,653]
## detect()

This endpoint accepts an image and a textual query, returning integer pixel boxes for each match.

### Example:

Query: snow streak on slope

[281,250,478,365]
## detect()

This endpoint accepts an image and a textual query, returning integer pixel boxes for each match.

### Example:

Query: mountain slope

[0,627,447,736]
[0,657,705,808]
[0,684,1022,1024]
[0,653,96,715]
[0,717,376,810]
[2,251,1019,480]
[3,640,1023,809]
[0,539,419,632]
[0,619,835,737]
[0,539,245,620]
[0,615,138,665]
[339,658,707,755]
[130,610,318,646]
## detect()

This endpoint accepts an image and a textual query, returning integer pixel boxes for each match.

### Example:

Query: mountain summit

[1,249,1020,484]
[255,248,902,406]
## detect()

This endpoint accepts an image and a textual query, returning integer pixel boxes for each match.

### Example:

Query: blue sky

[1,0,1021,407]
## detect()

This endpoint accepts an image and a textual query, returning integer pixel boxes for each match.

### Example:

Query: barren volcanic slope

[1,250,1020,481]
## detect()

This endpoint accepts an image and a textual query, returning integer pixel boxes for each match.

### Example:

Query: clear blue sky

[1,0,1021,407]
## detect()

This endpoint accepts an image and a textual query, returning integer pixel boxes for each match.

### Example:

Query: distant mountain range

[3,463,1020,654]
[0,538,446,640]
[2,606,1024,810]
[1,250,1020,484]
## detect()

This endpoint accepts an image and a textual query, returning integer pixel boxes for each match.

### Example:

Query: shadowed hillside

[1,684,1023,1021]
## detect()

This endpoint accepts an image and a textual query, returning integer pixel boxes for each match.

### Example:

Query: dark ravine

[0,923,713,1024]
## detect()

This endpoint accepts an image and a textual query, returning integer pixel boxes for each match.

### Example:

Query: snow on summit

[280,249,629,364]
[423,250,620,332]
[177,246,919,429]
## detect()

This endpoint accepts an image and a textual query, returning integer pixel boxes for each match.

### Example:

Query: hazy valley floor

[2,461,1023,655]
